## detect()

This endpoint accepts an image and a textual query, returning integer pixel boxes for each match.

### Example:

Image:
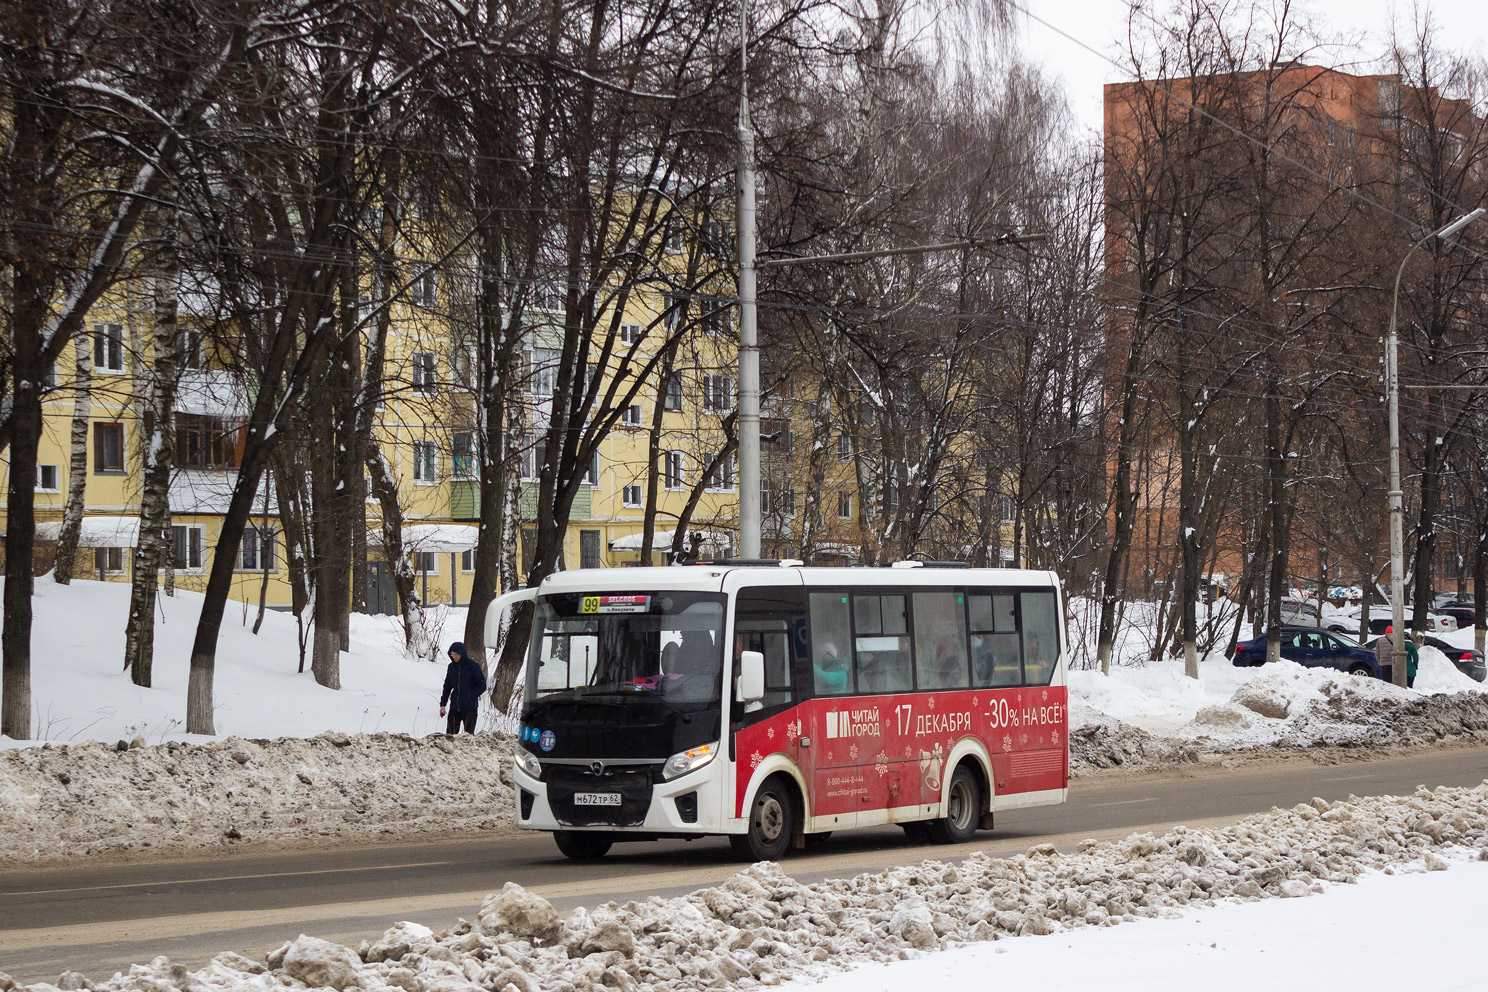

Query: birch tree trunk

[123,208,180,687]
[53,333,94,584]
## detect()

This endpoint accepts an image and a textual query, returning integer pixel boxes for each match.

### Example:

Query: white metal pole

[736,0,761,559]
[1386,207,1483,686]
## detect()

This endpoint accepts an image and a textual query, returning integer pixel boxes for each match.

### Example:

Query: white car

[1327,605,1456,635]
[1278,598,1351,628]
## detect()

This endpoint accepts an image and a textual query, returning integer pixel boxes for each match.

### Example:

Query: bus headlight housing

[515,749,542,779]
[663,742,717,780]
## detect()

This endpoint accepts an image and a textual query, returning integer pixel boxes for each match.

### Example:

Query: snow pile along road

[15,783,1487,992]
[1185,661,1488,750]
[0,732,515,864]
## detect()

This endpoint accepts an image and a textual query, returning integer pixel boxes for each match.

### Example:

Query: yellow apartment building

[7,266,740,612]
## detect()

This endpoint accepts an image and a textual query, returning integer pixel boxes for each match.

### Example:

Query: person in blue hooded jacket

[439,642,487,734]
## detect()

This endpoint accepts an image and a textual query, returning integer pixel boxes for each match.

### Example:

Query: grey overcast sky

[1018,0,1488,135]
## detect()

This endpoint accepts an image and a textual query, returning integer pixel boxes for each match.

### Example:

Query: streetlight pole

[1386,206,1483,686]
[736,0,761,559]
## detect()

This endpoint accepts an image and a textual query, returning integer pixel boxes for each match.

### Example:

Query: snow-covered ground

[7,578,482,749]
[9,579,1484,751]
[12,783,1486,992]
[786,858,1488,992]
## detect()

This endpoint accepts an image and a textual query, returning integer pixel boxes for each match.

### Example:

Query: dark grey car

[1365,635,1487,683]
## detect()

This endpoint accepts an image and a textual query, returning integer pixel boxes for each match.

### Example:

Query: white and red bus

[493,562,1068,860]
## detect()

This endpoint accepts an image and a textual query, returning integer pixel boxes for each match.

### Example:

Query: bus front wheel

[731,777,796,861]
[554,830,614,861]
[927,765,982,844]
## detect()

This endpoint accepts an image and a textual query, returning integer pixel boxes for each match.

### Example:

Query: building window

[94,323,125,372]
[461,549,477,573]
[94,422,125,473]
[665,373,684,412]
[580,529,601,569]
[176,414,239,470]
[37,465,60,492]
[412,351,437,394]
[622,403,643,427]
[663,214,685,254]
[837,431,852,463]
[998,496,1015,523]
[532,283,563,312]
[838,492,853,519]
[583,450,601,486]
[94,547,125,574]
[700,299,732,337]
[704,452,734,492]
[176,330,204,369]
[415,268,438,308]
[528,348,559,397]
[620,322,645,345]
[43,364,59,388]
[703,374,734,413]
[521,440,545,482]
[415,551,439,575]
[171,525,204,570]
[451,346,474,388]
[452,433,475,479]
[763,487,796,518]
[412,441,438,484]
[241,527,277,571]
[664,451,685,491]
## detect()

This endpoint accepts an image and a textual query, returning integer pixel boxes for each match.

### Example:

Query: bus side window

[1020,591,1060,686]
[808,592,853,695]
[853,594,910,693]
[911,591,968,690]
[969,593,1017,687]
[733,626,792,715]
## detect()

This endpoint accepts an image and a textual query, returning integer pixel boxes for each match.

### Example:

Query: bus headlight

[663,742,717,780]
[515,749,542,779]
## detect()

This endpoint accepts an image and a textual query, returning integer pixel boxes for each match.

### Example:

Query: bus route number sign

[581,594,651,614]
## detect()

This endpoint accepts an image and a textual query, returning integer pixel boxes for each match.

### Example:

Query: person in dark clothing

[440,642,487,734]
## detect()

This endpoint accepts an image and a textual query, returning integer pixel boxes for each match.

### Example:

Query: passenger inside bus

[856,635,911,692]
[922,636,968,689]
[814,641,850,694]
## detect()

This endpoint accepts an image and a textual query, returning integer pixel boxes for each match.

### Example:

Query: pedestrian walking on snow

[440,642,486,734]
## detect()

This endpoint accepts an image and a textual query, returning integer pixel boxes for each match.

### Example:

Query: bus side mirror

[736,650,765,704]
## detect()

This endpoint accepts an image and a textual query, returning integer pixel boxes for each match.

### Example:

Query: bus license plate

[573,792,622,806]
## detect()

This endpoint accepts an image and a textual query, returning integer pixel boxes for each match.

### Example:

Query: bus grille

[546,765,653,827]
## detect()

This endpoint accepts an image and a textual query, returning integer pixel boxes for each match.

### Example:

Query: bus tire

[927,765,982,845]
[731,776,796,861]
[554,830,613,861]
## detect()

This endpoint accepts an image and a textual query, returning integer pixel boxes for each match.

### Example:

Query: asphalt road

[3,746,1486,985]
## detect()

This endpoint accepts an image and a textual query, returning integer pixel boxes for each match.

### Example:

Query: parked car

[1364,634,1487,683]
[1279,597,1351,628]
[1231,627,1382,678]
[1433,598,1477,628]
[1327,606,1457,636]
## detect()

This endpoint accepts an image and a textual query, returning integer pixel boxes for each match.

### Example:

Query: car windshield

[524,591,726,708]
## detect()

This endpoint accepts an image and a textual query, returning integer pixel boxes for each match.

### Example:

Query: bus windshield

[524,591,727,709]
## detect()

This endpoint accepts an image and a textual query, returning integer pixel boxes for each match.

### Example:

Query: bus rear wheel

[730,776,796,861]
[927,765,982,844]
[554,830,613,861]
